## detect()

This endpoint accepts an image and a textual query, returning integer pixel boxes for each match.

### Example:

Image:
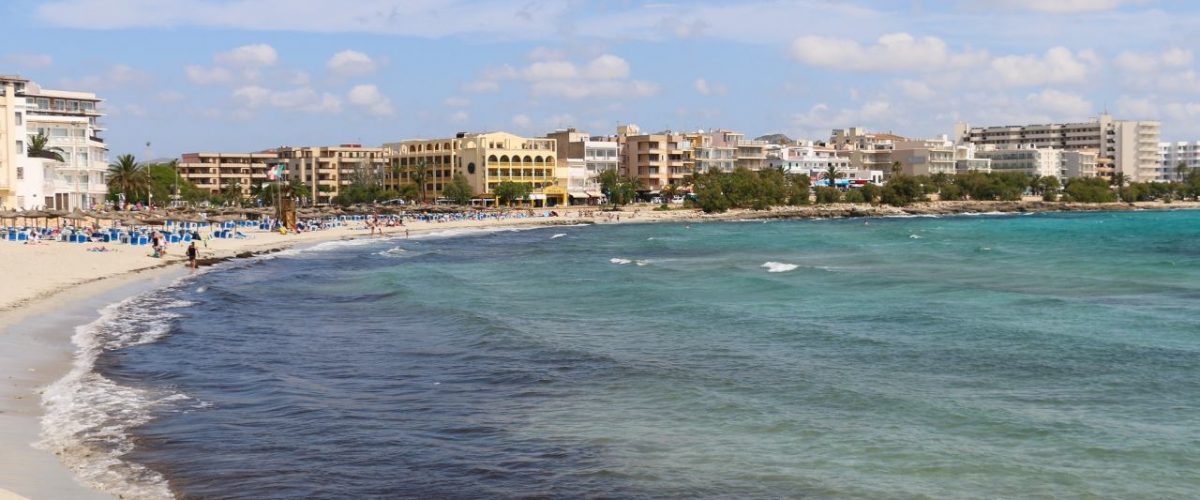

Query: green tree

[494,181,532,206]
[814,186,841,204]
[441,174,475,205]
[858,183,880,204]
[106,154,150,206]
[1063,177,1117,203]
[598,169,641,208]
[1111,172,1127,201]
[408,159,430,204]
[881,174,925,206]
[1175,161,1190,182]
[26,133,64,162]
[1040,176,1061,201]
[823,164,841,190]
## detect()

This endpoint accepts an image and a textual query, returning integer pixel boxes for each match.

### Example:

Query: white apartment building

[956,114,1161,181]
[1061,150,1098,179]
[954,142,992,173]
[975,146,1062,178]
[768,142,882,185]
[1159,141,1200,180]
[24,82,109,210]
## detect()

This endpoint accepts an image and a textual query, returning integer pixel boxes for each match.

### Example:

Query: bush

[842,189,865,203]
[1063,177,1117,203]
[939,184,964,201]
[814,186,841,204]
[881,175,925,206]
[858,183,880,203]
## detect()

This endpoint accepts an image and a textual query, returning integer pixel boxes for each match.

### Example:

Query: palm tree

[1175,161,1190,182]
[824,164,841,190]
[660,183,678,204]
[26,133,64,162]
[1111,172,1127,201]
[890,161,902,177]
[408,159,429,204]
[107,154,149,207]
[1028,175,1043,196]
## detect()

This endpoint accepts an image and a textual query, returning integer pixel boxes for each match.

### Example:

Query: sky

[4,0,1200,158]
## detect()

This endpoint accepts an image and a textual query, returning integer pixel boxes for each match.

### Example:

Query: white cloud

[989,47,1098,87]
[60,64,150,90]
[444,96,470,107]
[449,110,469,123]
[470,53,657,100]
[1116,95,1159,118]
[327,50,377,77]
[346,84,395,117]
[3,53,53,68]
[512,114,532,128]
[583,54,630,79]
[185,65,233,85]
[789,33,987,72]
[215,43,278,67]
[792,100,894,136]
[1114,47,1191,73]
[233,85,341,113]
[693,78,727,96]
[1026,89,1093,117]
[897,79,936,100]
[988,0,1144,13]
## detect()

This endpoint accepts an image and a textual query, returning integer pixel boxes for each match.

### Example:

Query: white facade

[956,114,1161,182]
[1061,150,1098,179]
[20,82,108,210]
[1159,141,1200,181]
[891,138,957,176]
[975,146,1062,178]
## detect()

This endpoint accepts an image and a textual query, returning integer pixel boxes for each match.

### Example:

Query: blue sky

[4,0,1200,158]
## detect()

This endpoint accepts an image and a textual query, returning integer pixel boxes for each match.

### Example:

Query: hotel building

[276,144,389,205]
[1159,141,1200,180]
[975,146,1063,178]
[830,127,907,176]
[955,114,1161,181]
[386,131,562,206]
[0,76,109,210]
[686,130,737,174]
[178,152,281,198]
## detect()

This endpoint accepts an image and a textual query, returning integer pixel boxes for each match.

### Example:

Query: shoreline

[0,200,1197,498]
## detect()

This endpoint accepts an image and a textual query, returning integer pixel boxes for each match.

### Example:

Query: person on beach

[187,242,198,269]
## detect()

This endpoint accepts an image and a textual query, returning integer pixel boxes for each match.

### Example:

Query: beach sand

[0,200,1195,498]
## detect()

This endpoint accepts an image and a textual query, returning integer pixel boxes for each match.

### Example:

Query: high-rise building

[276,144,389,204]
[955,114,1160,181]
[178,152,281,198]
[386,131,563,206]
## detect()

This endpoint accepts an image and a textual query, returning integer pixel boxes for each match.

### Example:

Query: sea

[41,210,1200,499]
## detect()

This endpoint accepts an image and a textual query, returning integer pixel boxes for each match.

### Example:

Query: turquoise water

[71,211,1200,498]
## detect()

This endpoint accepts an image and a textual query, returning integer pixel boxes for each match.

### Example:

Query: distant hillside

[755,133,793,145]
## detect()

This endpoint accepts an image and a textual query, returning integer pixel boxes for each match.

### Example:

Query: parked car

[671,195,685,204]
[650,196,664,204]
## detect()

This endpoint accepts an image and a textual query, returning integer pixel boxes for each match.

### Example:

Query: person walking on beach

[186,242,198,270]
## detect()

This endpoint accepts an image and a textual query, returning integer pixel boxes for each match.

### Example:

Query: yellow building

[386,131,563,206]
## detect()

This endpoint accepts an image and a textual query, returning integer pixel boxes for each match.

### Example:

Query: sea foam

[39,292,196,500]
[761,262,799,273]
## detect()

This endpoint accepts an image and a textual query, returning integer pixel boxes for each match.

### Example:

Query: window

[14,112,21,126]
[16,167,23,180]
[16,140,22,154]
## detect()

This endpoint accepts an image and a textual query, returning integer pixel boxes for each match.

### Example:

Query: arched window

[500,155,509,163]
[545,155,555,164]
[488,155,498,162]
[534,155,543,163]
[523,155,533,163]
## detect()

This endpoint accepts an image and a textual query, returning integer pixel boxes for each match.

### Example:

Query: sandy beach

[1,200,1196,498]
